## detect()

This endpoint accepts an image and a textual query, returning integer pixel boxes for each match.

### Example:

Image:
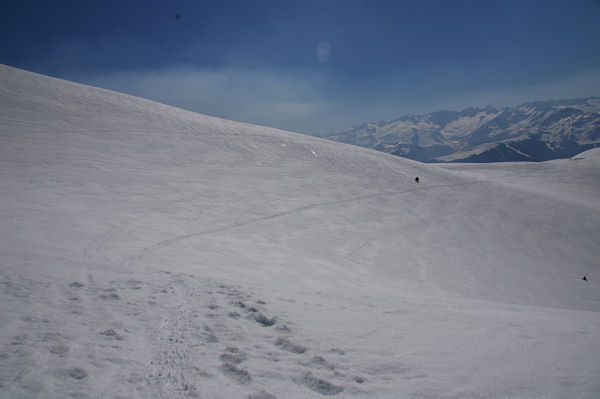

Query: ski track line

[120,181,482,268]
[82,193,201,259]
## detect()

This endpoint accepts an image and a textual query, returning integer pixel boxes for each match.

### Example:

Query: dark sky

[2,0,600,134]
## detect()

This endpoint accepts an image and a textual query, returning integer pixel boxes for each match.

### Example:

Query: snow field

[1,64,599,398]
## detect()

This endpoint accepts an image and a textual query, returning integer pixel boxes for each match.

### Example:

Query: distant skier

[415,177,420,183]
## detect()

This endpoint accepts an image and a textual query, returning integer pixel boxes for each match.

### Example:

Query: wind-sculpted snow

[1,64,599,397]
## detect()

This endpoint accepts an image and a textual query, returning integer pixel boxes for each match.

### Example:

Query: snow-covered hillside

[1,64,599,398]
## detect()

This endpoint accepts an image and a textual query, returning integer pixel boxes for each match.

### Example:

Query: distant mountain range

[321,97,600,162]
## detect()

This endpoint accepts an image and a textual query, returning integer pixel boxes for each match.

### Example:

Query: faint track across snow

[120,180,482,268]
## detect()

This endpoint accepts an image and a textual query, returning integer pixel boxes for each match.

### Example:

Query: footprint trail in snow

[0,269,363,398]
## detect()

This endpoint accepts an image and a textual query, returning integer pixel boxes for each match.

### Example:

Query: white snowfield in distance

[1,64,599,398]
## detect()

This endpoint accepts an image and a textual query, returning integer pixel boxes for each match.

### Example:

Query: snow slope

[1,64,599,398]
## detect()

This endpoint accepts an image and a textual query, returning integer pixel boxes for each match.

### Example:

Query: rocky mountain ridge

[323,97,600,162]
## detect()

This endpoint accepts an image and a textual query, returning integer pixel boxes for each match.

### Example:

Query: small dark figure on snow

[582,275,588,281]
[415,177,420,183]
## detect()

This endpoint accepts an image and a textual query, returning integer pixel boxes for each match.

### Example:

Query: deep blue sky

[2,0,600,134]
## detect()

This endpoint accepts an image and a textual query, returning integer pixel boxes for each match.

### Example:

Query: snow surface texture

[1,64,599,398]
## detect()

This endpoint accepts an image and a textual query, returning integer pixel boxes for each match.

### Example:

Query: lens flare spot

[316,41,332,63]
